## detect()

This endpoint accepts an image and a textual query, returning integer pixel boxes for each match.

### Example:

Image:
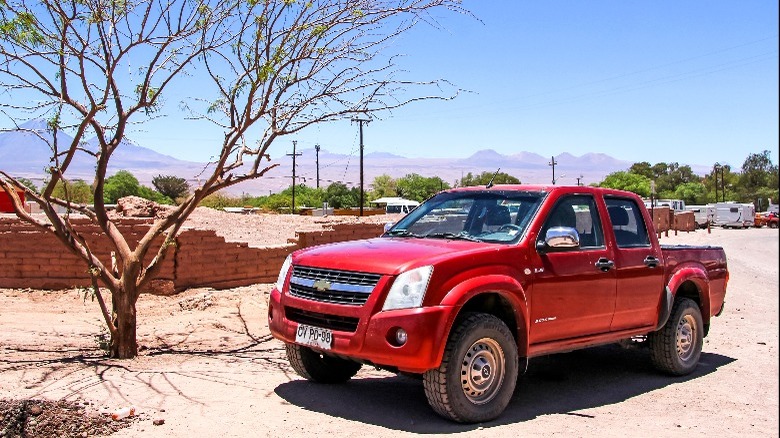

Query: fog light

[395,328,408,346]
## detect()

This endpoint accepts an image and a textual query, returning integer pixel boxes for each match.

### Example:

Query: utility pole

[714,163,721,203]
[650,180,656,221]
[352,117,371,216]
[576,174,583,186]
[549,156,558,185]
[286,140,302,214]
[315,144,321,189]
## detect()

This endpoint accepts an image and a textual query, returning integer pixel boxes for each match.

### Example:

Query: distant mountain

[1,119,706,195]
[1,120,205,185]
[365,151,405,159]
[0,119,84,174]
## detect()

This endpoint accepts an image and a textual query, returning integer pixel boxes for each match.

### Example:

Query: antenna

[486,168,501,189]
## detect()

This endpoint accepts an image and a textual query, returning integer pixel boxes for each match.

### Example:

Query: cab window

[605,197,650,247]
[540,195,604,249]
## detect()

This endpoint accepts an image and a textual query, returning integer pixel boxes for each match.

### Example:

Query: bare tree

[0,0,465,358]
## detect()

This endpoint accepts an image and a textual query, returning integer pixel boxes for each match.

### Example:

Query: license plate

[295,324,333,350]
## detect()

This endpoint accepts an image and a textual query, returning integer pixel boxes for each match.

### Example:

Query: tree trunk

[110,289,138,359]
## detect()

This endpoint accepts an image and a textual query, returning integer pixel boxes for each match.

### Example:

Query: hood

[293,237,497,275]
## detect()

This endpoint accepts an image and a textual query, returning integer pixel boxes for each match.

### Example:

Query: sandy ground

[180,207,401,246]
[0,226,778,437]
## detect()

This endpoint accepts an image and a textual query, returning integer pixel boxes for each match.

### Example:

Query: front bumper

[268,287,453,373]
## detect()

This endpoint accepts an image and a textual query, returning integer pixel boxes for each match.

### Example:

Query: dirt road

[1,227,777,437]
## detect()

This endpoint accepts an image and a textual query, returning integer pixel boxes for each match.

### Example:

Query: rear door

[604,196,665,330]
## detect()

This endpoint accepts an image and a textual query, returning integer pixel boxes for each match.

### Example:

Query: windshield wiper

[385,229,425,238]
[424,232,482,242]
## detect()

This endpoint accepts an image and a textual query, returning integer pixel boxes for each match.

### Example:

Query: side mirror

[537,226,580,252]
[383,222,395,233]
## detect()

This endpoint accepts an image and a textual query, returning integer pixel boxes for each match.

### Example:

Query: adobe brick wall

[0,218,384,291]
[173,229,297,290]
[293,223,386,248]
[0,217,173,289]
[0,218,174,289]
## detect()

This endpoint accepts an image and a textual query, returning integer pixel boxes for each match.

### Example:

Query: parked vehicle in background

[269,185,729,423]
[755,211,779,228]
[370,197,420,214]
[712,202,756,228]
[767,200,779,215]
[685,204,715,229]
[644,198,686,212]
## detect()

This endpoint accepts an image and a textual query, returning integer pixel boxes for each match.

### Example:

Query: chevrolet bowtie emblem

[313,280,331,291]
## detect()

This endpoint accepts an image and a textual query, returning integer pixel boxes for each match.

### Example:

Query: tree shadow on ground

[0,304,285,404]
[273,345,736,433]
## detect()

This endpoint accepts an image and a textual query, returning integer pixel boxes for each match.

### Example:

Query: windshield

[384,190,545,244]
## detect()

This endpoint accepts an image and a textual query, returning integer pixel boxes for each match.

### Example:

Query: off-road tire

[285,343,362,383]
[648,298,704,376]
[423,313,518,423]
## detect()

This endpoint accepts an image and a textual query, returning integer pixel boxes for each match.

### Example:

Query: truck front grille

[285,307,360,332]
[288,266,381,306]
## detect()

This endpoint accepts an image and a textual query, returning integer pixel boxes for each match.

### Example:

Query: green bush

[198,191,244,209]
[138,185,173,205]
[152,175,190,201]
[103,170,141,203]
[51,179,94,204]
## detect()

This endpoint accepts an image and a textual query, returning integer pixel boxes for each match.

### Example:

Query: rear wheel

[285,343,362,383]
[423,313,518,423]
[648,298,703,375]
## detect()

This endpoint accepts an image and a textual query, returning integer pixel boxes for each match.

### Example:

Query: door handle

[644,256,660,268]
[595,257,615,272]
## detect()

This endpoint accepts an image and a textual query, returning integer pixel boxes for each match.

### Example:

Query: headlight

[275,255,292,292]
[382,265,434,311]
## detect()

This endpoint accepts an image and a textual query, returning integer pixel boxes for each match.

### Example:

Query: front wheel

[285,343,362,383]
[423,313,518,423]
[648,298,704,375]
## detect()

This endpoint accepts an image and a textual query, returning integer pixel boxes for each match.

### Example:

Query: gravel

[0,399,133,437]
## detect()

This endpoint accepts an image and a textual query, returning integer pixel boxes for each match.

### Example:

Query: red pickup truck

[268,185,728,423]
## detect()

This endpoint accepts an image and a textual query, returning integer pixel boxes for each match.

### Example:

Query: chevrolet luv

[268,185,728,423]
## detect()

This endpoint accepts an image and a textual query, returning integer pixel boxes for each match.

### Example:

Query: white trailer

[712,202,755,228]
[685,204,715,229]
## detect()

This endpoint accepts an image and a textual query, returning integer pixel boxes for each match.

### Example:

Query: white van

[385,201,418,214]
[371,197,420,214]
[644,198,686,212]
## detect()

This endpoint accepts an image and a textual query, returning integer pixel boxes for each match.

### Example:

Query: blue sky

[115,2,780,170]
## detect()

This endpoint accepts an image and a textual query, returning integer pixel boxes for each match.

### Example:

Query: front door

[529,194,617,344]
